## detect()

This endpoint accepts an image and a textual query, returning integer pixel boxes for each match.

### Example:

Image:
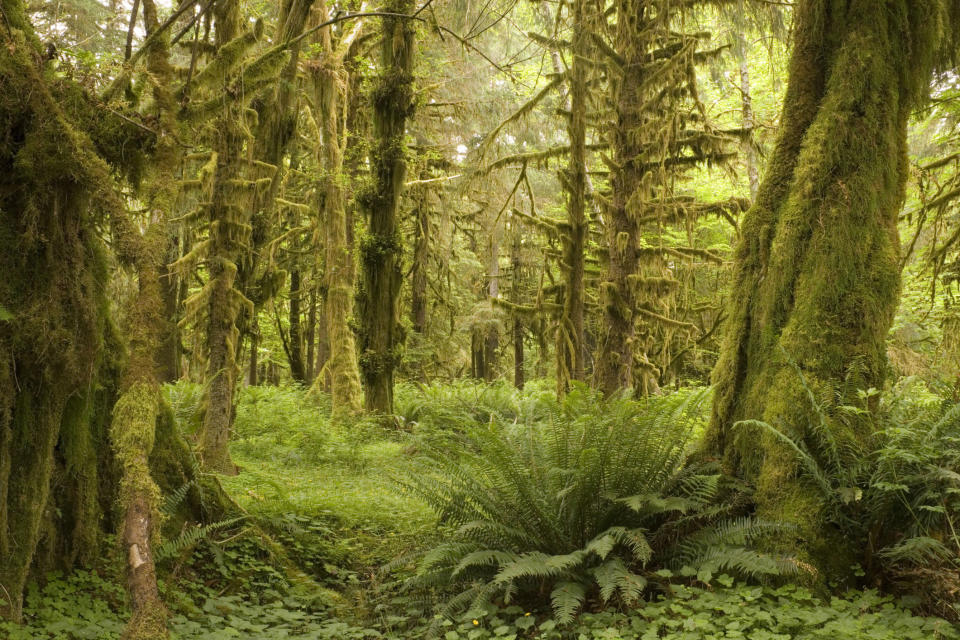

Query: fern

[156,516,248,561]
[400,387,793,625]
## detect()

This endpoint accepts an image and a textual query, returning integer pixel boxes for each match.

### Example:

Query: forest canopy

[4,0,960,638]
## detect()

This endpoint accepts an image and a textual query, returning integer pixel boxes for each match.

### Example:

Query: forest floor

[2,381,959,639]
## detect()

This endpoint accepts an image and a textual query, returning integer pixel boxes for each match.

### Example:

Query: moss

[355,0,416,415]
[706,0,958,578]
[0,8,126,616]
[123,604,168,640]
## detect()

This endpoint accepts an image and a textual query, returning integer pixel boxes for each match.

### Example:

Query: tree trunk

[471,331,486,380]
[556,0,587,396]
[594,2,642,396]
[159,233,181,383]
[357,0,416,415]
[247,322,258,386]
[707,0,948,574]
[311,0,365,417]
[484,234,500,381]
[511,236,524,389]
[735,28,760,202]
[288,269,306,383]
[305,287,317,382]
[199,0,246,476]
[410,182,429,335]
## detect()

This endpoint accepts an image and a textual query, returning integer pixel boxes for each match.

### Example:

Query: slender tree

[357,0,416,414]
[308,0,366,417]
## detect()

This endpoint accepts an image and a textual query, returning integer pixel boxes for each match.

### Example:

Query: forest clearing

[4,0,960,638]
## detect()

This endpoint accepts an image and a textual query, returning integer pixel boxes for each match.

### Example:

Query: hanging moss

[0,8,124,618]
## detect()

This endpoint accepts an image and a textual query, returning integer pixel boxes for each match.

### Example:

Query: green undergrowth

[5,570,958,639]
[4,380,960,638]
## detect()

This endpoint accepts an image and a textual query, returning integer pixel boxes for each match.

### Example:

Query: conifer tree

[357,0,417,414]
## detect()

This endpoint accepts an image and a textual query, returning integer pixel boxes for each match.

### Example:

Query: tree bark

[484,233,500,381]
[594,0,643,396]
[512,236,525,390]
[288,269,306,383]
[311,0,365,417]
[707,0,949,574]
[556,0,588,395]
[199,0,246,475]
[410,182,430,336]
[305,287,317,382]
[357,0,415,415]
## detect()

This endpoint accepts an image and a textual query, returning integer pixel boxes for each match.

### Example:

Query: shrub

[400,386,795,624]
[740,372,960,618]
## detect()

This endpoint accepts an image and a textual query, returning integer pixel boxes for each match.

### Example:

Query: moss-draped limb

[706,0,958,576]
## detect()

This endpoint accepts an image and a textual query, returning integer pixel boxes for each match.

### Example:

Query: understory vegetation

[4,380,960,638]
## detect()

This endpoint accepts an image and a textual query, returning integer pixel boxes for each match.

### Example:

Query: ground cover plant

[2,382,959,639]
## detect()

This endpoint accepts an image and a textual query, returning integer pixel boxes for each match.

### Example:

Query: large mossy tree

[706,0,960,573]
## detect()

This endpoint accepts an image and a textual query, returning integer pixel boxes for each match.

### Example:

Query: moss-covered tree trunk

[103,0,185,635]
[311,0,365,418]
[484,233,500,382]
[288,269,307,383]
[707,0,952,572]
[410,183,430,336]
[556,0,588,395]
[357,0,415,414]
[198,0,251,475]
[595,0,643,396]
[511,235,525,390]
[0,3,127,617]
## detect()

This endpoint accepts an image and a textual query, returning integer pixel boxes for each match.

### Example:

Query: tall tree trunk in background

[288,269,306,382]
[595,0,642,397]
[512,236,525,390]
[471,332,486,380]
[707,0,950,574]
[484,233,500,381]
[357,0,415,414]
[248,327,259,386]
[735,27,760,201]
[311,0,365,418]
[198,0,247,475]
[314,294,332,390]
[410,183,429,336]
[556,0,587,395]
[305,287,317,381]
[159,233,181,382]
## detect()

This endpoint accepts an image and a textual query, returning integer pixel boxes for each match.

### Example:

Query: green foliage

[427,583,959,640]
[736,370,960,617]
[232,384,332,465]
[394,379,555,434]
[401,386,795,624]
